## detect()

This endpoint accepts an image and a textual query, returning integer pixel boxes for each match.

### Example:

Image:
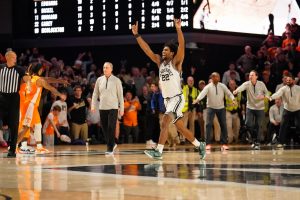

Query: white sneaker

[146,140,156,145]
[18,146,35,154]
[105,144,117,155]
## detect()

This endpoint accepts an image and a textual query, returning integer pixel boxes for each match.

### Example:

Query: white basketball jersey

[159,61,182,98]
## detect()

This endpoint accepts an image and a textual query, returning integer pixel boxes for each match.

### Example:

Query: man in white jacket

[269,74,300,148]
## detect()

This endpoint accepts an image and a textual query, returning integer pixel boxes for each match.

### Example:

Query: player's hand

[233,90,238,95]
[174,18,181,29]
[131,21,139,35]
[119,110,124,117]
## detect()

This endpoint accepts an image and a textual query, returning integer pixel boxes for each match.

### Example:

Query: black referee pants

[99,109,118,151]
[0,93,20,153]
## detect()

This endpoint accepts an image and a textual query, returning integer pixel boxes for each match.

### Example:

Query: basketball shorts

[164,94,184,124]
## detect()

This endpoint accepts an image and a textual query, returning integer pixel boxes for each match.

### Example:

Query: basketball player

[131,19,206,160]
[17,63,65,154]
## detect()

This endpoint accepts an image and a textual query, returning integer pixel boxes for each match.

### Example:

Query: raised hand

[131,21,139,35]
[174,18,181,29]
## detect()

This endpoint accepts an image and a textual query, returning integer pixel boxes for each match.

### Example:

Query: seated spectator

[267,98,283,145]
[51,91,70,139]
[42,105,62,146]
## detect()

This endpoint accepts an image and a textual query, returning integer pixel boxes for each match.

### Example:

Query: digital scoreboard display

[31,0,193,37]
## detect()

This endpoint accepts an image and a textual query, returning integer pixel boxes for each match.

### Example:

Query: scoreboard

[31,0,193,37]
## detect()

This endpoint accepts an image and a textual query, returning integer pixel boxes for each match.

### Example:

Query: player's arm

[172,18,185,72]
[44,77,69,85]
[37,78,62,97]
[131,21,161,67]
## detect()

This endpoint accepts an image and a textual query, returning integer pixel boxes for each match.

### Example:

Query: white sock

[156,144,164,154]
[37,143,43,149]
[21,141,28,147]
[192,139,200,147]
[34,123,42,142]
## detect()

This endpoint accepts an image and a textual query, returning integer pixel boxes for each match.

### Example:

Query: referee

[0,51,25,157]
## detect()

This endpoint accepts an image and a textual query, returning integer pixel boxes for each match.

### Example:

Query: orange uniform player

[17,63,65,154]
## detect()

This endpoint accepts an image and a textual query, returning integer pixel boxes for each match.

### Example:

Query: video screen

[193,0,300,35]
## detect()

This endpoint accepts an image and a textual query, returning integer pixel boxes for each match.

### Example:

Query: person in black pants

[0,51,27,157]
[91,62,124,155]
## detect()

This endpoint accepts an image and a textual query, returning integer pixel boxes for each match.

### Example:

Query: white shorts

[164,94,184,124]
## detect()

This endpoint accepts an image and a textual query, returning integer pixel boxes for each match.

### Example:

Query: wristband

[134,34,141,38]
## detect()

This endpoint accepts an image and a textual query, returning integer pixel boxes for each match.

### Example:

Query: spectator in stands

[147,83,161,145]
[222,62,241,86]
[131,67,145,96]
[123,91,141,143]
[290,17,300,41]
[269,75,300,149]
[225,80,242,144]
[51,91,70,141]
[182,76,199,142]
[275,73,288,92]
[273,48,288,78]
[267,97,283,145]
[282,31,297,52]
[138,85,152,144]
[196,80,206,140]
[236,45,257,74]
[42,105,61,146]
[262,31,280,48]
[262,70,276,93]
[87,64,98,84]
[86,83,102,144]
[67,85,89,142]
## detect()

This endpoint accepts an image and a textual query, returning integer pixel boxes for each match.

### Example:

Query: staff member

[0,51,25,157]
[91,62,124,155]
[269,75,300,148]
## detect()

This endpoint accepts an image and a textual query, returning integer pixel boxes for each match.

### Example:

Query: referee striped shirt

[0,64,25,94]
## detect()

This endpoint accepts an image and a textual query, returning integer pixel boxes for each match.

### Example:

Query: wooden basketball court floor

[0,144,300,200]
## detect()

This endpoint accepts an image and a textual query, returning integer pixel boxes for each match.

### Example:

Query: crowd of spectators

[0,18,300,147]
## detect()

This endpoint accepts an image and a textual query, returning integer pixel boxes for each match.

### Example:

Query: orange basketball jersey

[19,75,43,131]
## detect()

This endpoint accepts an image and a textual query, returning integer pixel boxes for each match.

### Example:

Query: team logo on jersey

[160,67,173,82]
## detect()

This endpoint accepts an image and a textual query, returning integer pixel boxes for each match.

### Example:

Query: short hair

[250,70,258,76]
[285,73,294,80]
[5,50,16,58]
[73,85,82,91]
[103,62,113,70]
[30,63,43,75]
[52,105,61,112]
[211,72,220,77]
[164,40,178,55]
